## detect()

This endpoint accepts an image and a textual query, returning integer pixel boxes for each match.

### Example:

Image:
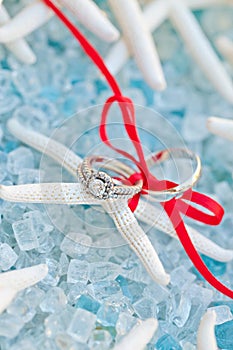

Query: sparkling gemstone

[88,178,106,197]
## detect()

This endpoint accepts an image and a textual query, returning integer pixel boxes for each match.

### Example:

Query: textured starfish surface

[0,264,48,314]
[0,0,119,64]
[2,118,233,289]
[106,0,233,103]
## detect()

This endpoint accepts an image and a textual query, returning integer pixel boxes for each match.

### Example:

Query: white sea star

[0,264,48,314]
[197,309,218,350]
[113,309,219,350]
[113,318,158,350]
[216,36,233,66]
[0,4,36,64]
[0,0,119,63]
[207,116,233,142]
[0,118,232,287]
[106,0,233,103]
[1,0,233,101]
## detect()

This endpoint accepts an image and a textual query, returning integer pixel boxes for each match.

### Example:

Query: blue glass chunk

[115,275,146,303]
[4,141,19,153]
[155,334,182,350]
[0,243,18,270]
[202,255,227,276]
[210,301,233,314]
[215,320,233,349]
[192,255,226,279]
[89,280,121,301]
[76,294,100,314]
[40,86,60,101]
[67,309,96,343]
[96,303,119,327]
[130,79,154,105]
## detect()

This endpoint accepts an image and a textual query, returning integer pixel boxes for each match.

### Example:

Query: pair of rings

[77,148,201,202]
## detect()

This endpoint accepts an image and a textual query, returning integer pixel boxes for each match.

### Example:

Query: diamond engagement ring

[77,156,143,199]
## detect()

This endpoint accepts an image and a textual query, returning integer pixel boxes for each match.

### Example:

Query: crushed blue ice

[0,1,232,349]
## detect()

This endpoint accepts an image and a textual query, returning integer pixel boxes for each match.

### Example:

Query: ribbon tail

[134,199,233,263]
[163,199,233,299]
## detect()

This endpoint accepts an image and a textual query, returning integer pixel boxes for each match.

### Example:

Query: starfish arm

[0,264,48,291]
[108,0,166,90]
[0,1,53,43]
[207,116,233,142]
[0,0,118,44]
[113,318,158,350]
[7,119,81,177]
[188,0,229,8]
[197,310,218,350]
[0,264,48,313]
[135,200,233,262]
[0,288,18,314]
[0,183,98,205]
[105,0,169,76]
[0,5,36,64]
[168,0,233,104]
[104,0,227,77]
[103,200,170,286]
[216,36,233,66]
[58,0,119,42]
[104,40,131,77]
[9,119,232,261]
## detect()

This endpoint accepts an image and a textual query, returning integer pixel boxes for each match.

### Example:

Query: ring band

[77,156,143,199]
[99,148,201,202]
[145,148,201,201]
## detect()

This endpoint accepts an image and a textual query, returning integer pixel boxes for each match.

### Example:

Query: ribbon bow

[43,0,233,299]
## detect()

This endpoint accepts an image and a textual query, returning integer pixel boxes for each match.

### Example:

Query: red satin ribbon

[43,0,233,298]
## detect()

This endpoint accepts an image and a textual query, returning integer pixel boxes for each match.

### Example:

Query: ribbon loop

[177,190,224,225]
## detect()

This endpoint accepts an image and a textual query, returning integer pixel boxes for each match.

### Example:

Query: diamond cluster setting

[87,171,115,199]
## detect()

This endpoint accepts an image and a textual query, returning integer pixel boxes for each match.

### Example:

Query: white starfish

[106,0,233,103]
[0,0,119,63]
[0,264,48,314]
[1,119,232,286]
[108,0,166,90]
[135,200,233,262]
[113,318,158,350]
[6,118,169,286]
[0,4,36,64]
[197,310,218,350]
[216,36,233,67]
[112,311,218,350]
[207,116,233,142]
